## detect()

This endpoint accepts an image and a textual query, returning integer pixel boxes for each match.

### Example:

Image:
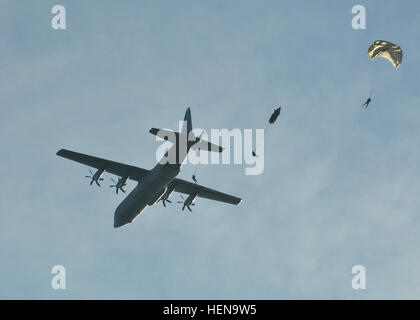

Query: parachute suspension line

[192,148,200,184]
[254,122,270,152]
[252,107,281,157]
[366,40,403,100]
[191,131,206,183]
[367,60,375,99]
[193,159,199,175]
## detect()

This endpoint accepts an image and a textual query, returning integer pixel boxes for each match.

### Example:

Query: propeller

[109,177,127,194]
[177,195,195,212]
[160,198,172,207]
[85,169,104,186]
[159,186,175,207]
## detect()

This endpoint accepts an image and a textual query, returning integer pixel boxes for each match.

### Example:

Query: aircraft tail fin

[182,107,193,136]
[183,108,223,152]
[149,108,192,145]
[150,108,223,153]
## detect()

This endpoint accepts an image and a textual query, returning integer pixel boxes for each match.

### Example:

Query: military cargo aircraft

[57,108,241,228]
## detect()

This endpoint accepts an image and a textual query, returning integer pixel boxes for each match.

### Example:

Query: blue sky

[1,0,420,299]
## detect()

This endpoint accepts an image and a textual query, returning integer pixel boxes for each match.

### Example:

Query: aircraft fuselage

[113,163,180,228]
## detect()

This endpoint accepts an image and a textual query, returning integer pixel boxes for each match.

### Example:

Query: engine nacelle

[161,184,175,201]
[184,193,197,206]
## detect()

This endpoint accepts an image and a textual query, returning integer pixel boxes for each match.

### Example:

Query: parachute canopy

[269,107,281,124]
[368,40,403,68]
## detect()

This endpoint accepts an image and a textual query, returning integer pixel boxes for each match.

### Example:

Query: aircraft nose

[114,206,123,228]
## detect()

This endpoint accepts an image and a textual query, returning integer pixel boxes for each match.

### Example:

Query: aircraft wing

[56,149,149,181]
[171,178,242,205]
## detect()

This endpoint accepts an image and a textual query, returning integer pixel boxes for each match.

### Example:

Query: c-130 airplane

[57,108,242,228]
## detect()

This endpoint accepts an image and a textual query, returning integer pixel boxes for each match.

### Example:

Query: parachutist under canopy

[362,97,372,108]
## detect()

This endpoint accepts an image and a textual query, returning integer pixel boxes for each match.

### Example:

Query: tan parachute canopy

[368,40,403,68]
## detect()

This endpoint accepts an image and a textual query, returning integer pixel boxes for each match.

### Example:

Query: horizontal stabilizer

[149,128,179,143]
[191,139,224,153]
